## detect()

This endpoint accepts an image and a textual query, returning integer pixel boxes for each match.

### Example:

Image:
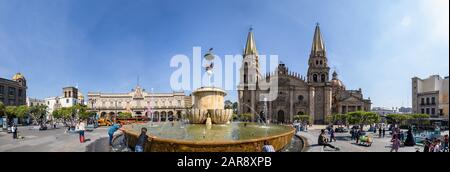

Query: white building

[88,85,192,120]
[45,87,84,120]
[412,75,449,118]
[371,107,398,116]
[26,97,46,107]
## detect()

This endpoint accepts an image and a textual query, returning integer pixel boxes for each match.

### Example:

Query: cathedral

[237,24,372,124]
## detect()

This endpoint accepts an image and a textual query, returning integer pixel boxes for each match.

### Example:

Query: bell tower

[307,23,330,84]
[238,27,261,117]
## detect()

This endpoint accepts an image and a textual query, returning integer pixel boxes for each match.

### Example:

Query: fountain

[121,48,295,152]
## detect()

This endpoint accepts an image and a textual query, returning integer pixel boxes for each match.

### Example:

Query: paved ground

[298,125,448,152]
[0,125,114,152]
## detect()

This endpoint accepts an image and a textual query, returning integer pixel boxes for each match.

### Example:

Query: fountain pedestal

[187,87,232,124]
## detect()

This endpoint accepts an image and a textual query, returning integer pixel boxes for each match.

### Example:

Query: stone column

[289,88,294,123]
[324,87,332,121]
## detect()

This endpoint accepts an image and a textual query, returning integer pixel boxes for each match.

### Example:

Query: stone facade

[0,73,27,106]
[412,75,449,118]
[87,85,193,121]
[238,24,371,124]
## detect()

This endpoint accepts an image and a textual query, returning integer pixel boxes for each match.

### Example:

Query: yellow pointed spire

[311,23,326,54]
[244,27,258,56]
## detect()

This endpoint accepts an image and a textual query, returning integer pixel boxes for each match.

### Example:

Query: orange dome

[12,73,25,81]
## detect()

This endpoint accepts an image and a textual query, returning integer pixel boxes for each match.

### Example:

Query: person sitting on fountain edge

[262,140,275,152]
[108,121,124,146]
[135,127,148,152]
[318,129,339,151]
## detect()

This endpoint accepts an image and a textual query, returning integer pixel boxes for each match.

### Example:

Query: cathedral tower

[238,28,262,117]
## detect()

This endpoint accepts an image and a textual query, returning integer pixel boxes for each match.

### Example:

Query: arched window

[320,60,323,65]
[244,62,248,67]
[321,74,326,82]
[316,60,319,65]
[244,74,247,83]
[313,74,318,82]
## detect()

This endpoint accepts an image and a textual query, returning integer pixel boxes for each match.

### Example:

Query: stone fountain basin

[122,122,295,152]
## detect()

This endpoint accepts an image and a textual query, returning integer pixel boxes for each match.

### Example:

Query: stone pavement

[0,126,113,152]
[298,128,424,152]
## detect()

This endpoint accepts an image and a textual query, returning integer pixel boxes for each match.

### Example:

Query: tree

[327,114,349,127]
[117,112,132,119]
[224,100,233,109]
[386,114,412,126]
[5,106,17,118]
[15,105,29,119]
[347,111,380,131]
[28,105,47,124]
[410,114,430,130]
[52,109,63,120]
[232,102,238,115]
[298,115,311,124]
[0,102,5,117]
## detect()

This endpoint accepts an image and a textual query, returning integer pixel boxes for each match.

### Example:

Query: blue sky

[0,0,448,108]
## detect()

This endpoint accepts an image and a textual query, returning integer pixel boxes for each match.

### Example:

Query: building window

[431,97,436,105]
[316,60,319,65]
[18,89,22,97]
[421,98,424,105]
[244,74,247,83]
[431,108,435,115]
[64,92,67,97]
[47,101,50,105]
[313,74,318,82]
[0,86,4,94]
[321,74,326,82]
[178,100,181,106]
[8,87,15,96]
[426,108,430,114]
[320,60,323,65]
[426,98,430,105]
[66,99,69,103]
[298,95,304,101]
[439,109,444,116]
[421,109,425,114]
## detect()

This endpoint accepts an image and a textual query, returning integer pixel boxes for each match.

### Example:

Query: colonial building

[45,87,85,119]
[87,85,192,121]
[238,24,371,124]
[26,97,46,107]
[412,75,449,118]
[0,73,27,106]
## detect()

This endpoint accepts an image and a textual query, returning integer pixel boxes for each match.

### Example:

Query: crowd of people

[423,135,449,152]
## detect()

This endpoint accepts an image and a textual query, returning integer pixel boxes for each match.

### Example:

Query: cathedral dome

[331,71,345,89]
[12,73,25,81]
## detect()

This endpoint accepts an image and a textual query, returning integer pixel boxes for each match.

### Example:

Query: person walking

[12,125,17,139]
[379,127,382,138]
[318,129,339,151]
[329,128,336,142]
[382,127,386,138]
[355,129,361,144]
[108,121,123,146]
[262,140,276,152]
[77,120,86,143]
[135,127,148,152]
[390,135,401,152]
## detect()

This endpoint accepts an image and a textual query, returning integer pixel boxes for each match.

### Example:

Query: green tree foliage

[347,111,380,130]
[28,105,47,124]
[386,114,412,125]
[0,102,5,117]
[224,100,233,109]
[232,102,238,115]
[117,112,132,119]
[5,106,17,118]
[327,114,349,127]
